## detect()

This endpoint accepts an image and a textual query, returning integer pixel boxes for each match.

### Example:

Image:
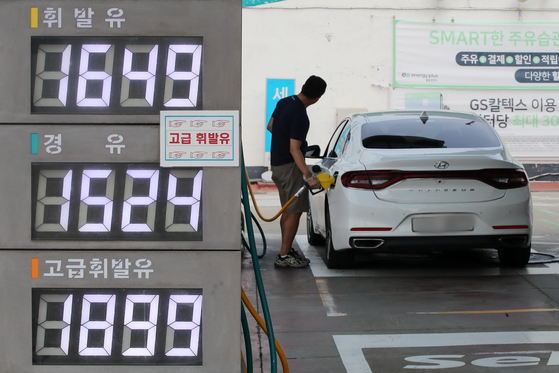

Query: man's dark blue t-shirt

[270,95,309,167]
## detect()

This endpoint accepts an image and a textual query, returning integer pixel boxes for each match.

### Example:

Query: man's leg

[279,211,303,256]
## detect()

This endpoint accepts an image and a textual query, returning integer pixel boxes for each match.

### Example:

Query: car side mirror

[305,145,322,158]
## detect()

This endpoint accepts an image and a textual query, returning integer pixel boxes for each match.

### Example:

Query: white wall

[242,0,559,170]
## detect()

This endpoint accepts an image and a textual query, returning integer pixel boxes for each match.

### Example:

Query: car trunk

[359,148,517,204]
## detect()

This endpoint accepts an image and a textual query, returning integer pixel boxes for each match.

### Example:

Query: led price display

[31,36,203,115]
[32,164,203,241]
[32,288,202,365]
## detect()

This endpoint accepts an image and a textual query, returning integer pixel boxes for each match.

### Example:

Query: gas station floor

[241,186,559,373]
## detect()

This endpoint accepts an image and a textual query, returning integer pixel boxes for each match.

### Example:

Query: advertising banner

[389,88,559,162]
[394,21,559,89]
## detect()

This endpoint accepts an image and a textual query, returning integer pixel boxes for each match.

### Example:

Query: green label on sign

[31,133,38,154]
[243,0,283,6]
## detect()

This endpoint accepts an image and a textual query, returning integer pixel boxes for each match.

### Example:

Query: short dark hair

[301,75,327,99]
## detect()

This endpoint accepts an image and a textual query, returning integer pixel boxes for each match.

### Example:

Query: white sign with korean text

[394,21,559,89]
[160,110,239,167]
[38,6,126,29]
[390,88,559,162]
[37,257,153,280]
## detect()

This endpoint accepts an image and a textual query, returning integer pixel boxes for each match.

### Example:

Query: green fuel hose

[240,305,252,373]
[241,197,267,258]
[240,148,278,373]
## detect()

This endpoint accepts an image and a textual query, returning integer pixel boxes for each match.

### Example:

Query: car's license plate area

[412,215,475,232]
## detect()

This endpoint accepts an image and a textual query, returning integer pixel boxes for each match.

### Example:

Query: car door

[312,118,351,235]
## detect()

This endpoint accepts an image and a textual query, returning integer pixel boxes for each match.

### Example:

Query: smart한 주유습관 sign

[394,21,559,89]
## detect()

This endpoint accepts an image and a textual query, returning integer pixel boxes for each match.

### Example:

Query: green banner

[394,20,559,89]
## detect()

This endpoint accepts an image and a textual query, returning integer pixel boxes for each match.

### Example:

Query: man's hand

[306,175,322,190]
[289,139,322,189]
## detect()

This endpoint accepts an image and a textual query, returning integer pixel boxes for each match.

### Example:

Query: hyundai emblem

[434,161,449,169]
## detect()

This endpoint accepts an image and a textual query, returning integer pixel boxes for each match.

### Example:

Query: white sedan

[306,110,532,268]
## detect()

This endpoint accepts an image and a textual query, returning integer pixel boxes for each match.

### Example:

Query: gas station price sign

[0,1,242,372]
[0,0,241,124]
[1,125,241,251]
[31,36,204,115]
[32,163,204,241]
[32,288,204,365]
[0,250,239,370]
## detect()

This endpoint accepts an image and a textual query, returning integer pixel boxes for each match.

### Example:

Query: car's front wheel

[325,208,353,269]
[497,246,531,267]
[307,207,325,245]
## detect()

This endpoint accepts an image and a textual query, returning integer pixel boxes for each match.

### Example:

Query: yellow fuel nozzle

[316,173,336,190]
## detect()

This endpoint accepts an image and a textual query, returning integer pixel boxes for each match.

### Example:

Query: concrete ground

[240,186,559,373]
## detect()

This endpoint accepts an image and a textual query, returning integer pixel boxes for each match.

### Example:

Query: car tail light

[341,169,528,190]
[480,169,529,189]
[340,172,374,189]
[341,171,402,189]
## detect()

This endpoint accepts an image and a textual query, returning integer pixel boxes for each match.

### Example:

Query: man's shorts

[271,162,309,214]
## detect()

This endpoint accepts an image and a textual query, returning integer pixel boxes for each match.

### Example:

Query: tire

[325,208,353,269]
[498,246,531,267]
[307,207,325,245]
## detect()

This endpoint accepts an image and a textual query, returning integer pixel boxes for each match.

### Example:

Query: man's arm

[290,139,321,189]
[267,117,273,133]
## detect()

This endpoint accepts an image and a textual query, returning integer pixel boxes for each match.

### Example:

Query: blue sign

[265,79,295,153]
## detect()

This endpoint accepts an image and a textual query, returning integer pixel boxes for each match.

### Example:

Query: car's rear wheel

[307,207,325,245]
[497,246,531,267]
[325,208,353,269]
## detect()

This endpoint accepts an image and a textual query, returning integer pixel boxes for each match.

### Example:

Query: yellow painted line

[411,308,559,315]
[31,7,38,28]
[316,279,347,317]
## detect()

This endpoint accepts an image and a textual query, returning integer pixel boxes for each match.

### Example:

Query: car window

[333,123,351,157]
[361,117,501,149]
[324,119,349,157]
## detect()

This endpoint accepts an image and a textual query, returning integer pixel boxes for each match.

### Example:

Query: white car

[306,110,532,268]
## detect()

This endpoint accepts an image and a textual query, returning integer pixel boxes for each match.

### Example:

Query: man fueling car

[267,75,328,268]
